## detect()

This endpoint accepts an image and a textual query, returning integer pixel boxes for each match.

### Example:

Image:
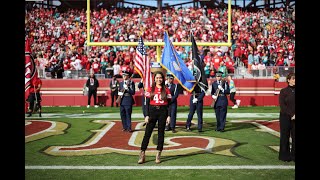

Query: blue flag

[160,32,196,92]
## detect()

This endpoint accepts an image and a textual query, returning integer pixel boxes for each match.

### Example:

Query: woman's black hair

[150,71,167,101]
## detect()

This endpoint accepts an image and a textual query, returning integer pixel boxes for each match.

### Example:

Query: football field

[25,106,295,179]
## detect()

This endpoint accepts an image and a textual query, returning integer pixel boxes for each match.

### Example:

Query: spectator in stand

[92,58,100,74]
[227,75,240,109]
[100,58,108,78]
[112,61,121,78]
[218,61,228,78]
[25,7,295,79]
[247,50,254,74]
[105,63,114,78]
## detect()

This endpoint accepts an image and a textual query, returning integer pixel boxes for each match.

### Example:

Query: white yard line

[25,165,294,170]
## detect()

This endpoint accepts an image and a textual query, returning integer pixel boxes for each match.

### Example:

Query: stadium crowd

[25,6,295,79]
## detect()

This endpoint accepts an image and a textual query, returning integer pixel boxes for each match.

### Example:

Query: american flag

[134,36,152,90]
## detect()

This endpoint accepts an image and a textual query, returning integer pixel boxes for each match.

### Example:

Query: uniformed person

[211,71,230,132]
[165,73,179,133]
[109,74,119,107]
[26,77,42,117]
[185,84,205,132]
[118,69,135,132]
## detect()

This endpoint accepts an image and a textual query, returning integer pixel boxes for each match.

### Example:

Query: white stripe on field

[25,165,294,170]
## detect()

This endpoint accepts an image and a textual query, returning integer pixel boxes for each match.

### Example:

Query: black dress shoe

[220,129,225,132]
[172,129,177,133]
[215,129,220,132]
[27,113,32,117]
[198,129,203,133]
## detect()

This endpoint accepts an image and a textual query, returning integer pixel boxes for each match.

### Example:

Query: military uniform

[185,85,205,132]
[118,70,135,132]
[211,71,230,132]
[165,74,179,133]
[109,75,119,107]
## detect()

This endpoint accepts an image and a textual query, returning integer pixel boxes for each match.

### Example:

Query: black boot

[39,111,42,117]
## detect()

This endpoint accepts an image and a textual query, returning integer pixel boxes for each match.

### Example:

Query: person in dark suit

[86,72,99,108]
[138,79,147,117]
[165,73,179,133]
[118,69,135,132]
[109,75,119,107]
[278,73,295,162]
[211,71,230,132]
[185,84,205,132]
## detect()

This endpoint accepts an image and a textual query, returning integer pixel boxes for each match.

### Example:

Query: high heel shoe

[138,151,145,164]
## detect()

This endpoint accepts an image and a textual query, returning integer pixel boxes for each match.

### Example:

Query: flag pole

[190,31,196,102]
[138,28,148,107]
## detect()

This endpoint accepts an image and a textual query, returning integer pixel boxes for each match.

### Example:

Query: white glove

[291,114,295,120]
[123,84,128,90]
[85,87,89,91]
[212,95,217,100]
[192,98,198,103]
[166,116,171,125]
[145,116,150,124]
[218,85,223,90]
[118,92,124,96]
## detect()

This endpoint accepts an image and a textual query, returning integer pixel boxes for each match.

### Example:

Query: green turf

[25,107,294,179]
[26,169,295,180]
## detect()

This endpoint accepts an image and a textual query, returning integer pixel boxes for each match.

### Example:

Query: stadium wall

[40,79,287,107]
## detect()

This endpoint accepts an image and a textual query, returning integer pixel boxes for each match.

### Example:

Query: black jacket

[86,77,99,91]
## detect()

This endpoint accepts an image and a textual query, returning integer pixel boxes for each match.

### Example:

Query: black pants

[27,93,42,112]
[230,92,237,105]
[141,105,167,151]
[279,113,295,161]
[88,90,97,105]
[111,91,118,107]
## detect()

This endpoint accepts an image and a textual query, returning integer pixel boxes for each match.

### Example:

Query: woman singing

[138,71,171,164]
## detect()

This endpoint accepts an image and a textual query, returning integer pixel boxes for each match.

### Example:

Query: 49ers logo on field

[26,120,282,157]
[29,120,236,157]
[25,120,68,143]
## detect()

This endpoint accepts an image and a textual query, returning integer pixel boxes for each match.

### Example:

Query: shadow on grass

[201,121,253,133]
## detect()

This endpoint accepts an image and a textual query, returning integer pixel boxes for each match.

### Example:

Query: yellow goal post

[86,0,232,62]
